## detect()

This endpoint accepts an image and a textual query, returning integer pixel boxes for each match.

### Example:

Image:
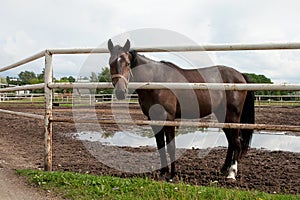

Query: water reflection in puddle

[75,127,300,152]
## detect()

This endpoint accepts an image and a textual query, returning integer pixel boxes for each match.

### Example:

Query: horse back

[177,65,247,84]
[136,63,247,120]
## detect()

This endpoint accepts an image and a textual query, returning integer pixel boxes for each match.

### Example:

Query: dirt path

[0,137,61,200]
[0,168,54,200]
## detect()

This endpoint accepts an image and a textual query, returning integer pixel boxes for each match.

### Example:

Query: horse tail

[240,74,255,157]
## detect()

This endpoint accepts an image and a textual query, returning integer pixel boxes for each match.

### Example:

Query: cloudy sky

[0,0,300,83]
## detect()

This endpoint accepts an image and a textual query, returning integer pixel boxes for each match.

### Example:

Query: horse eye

[126,62,130,67]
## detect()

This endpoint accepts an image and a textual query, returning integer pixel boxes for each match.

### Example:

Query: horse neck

[133,53,154,66]
[130,53,157,82]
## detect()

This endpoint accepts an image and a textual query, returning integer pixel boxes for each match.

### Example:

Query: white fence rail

[1,92,299,107]
[2,82,299,93]
[50,82,300,91]
[1,42,300,171]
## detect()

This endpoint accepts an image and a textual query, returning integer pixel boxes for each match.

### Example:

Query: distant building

[9,77,19,82]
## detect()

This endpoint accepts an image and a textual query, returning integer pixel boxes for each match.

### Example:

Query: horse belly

[175,90,223,119]
[175,91,210,119]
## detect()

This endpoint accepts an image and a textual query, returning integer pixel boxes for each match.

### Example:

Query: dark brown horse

[107,39,254,180]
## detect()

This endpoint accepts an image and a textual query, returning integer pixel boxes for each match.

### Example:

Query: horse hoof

[226,172,237,180]
[226,175,236,180]
[226,161,237,180]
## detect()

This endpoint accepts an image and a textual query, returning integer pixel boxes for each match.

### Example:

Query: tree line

[6,69,76,86]
[4,69,76,93]
[243,73,292,96]
[1,67,295,96]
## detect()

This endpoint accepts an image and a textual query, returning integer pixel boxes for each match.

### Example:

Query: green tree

[90,72,99,82]
[59,77,70,82]
[244,73,290,96]
[244,73,272,84]
[68,76,75,83]
[244,73,272,96]
[6,76,19,85]
[54,76,75,93]
[18,71,36,85]
[37,68,45,81]
[98,67,111,82]
[90,67,112,94]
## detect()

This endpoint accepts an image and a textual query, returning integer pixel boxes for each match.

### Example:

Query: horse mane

[129,50,138,66]
[129,49,137,57]
[129,50,182,71]
[130,50,163,66]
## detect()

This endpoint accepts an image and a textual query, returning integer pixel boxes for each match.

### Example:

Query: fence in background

[1,92,300,107]
[1,42,300,171]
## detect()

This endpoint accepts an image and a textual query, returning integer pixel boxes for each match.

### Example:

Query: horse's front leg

[165,126,176,179]
[152,126,169,175]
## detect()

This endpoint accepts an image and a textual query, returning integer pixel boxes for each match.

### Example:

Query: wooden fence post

[44,50,53,171]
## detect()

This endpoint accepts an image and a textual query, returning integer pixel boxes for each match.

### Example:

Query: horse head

[108,39,132,100]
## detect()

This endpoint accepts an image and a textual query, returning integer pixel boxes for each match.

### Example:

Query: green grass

[17,169,299,200]
[1,97,45,103]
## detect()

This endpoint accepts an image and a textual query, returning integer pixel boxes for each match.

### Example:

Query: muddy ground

[0,103,299,195]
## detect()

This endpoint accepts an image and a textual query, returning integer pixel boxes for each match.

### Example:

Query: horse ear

[123,39,130,52]
[108,39,114,52]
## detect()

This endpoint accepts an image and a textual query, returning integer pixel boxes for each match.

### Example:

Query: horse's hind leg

[152,126,169,175]
[165,126,176,179]
[222,128,242,179]
[221,128,234,172]
[215,105,235,175]
[215,102,243,179]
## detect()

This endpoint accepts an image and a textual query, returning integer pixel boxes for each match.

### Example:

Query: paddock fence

[1,42,300,171]
[1,93,299,107]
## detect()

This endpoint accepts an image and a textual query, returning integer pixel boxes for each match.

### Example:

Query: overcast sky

[0,0,300,83]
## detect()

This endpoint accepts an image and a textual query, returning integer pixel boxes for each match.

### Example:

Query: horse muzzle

[115,88,127,100]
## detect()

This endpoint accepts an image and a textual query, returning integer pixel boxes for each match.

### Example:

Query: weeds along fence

[1,42,300,171]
